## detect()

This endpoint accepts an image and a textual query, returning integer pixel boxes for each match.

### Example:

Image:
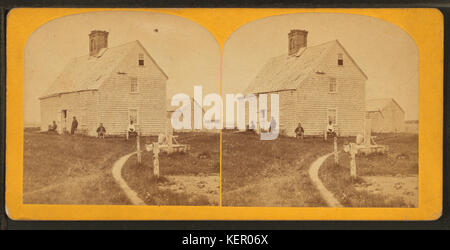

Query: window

[338,53,343,66]
[81,108,87,125]
[327,108,337,125]
[129,109,138,124]
[130,77,138,93]
[90,39,95,52]
[138,53,144,66]
[329,77,337,93]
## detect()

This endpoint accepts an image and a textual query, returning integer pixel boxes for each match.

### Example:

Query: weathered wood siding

[40,90,98,135]
[40,43,167,136]
[240,91,294,136]
[368,102,405,133]
[296,43,366,136]
[97,44,167,136]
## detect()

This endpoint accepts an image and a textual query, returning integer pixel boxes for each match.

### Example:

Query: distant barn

[39,30,168,136]
[404,120,418,133]
[366,98,405,133]
[244,29,367,136]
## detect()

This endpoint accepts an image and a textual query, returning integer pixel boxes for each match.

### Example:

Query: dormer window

[138,53,144,66]
[130,77,138,93]
[338,53,343,66]
[329,77,337,93]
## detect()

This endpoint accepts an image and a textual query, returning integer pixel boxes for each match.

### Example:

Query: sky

[24,11,221,124]
[25,11,419,124]
[222,13,419,120]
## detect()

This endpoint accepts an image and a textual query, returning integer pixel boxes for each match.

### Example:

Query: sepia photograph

[4,7,444,223]
[23,11,221,206]
[221,13,419,207]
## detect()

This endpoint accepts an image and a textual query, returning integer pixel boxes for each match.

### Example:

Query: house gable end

[382,99,405,115]
[135,40,169,80]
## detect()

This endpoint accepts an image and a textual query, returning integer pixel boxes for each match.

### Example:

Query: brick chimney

[288,29,308,56]
[89,30,109,56]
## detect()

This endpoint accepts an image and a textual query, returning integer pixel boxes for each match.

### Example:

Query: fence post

[153,142,160,179]
[349,143,357,179]
[136,131,141,165]
[334,136,339,165]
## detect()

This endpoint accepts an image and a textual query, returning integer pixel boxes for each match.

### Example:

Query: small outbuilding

[366,98,405,133]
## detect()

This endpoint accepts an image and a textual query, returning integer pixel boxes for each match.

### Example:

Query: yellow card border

[5,8,443,221]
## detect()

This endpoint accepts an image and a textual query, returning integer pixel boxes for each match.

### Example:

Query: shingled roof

[366,98,405,114]
[245,40,367,94]
[40,40,167,99]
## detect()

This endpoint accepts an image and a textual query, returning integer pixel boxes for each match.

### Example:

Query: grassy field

[23,129,137,204]
[318,133,418,207]
[222,131,334,207]
[121,132,220,205]
[23,127,417,207]
[23,129,219,205]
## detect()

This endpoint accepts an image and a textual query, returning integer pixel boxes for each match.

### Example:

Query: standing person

[96,123,106,139]
[295,122,304,139]
[269,116,277,133]
[71,116,78,135]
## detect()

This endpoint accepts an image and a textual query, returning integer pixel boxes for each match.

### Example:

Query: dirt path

[111,152,146,205]
[308,153,343,207]
[157,174,220,205]
[355,176,418,207]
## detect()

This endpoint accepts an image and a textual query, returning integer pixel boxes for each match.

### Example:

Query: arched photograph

[23,11,221,206]
[221,13,419,208]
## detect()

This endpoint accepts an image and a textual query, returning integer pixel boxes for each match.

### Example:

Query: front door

[60,109,67,134]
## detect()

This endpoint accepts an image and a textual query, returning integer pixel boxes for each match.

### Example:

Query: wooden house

[39,30,168,136]
[245,30,367,137]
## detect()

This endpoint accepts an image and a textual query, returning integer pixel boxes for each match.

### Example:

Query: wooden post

[136,131,141,165]
[153,142,160,179]
[349,143,357,179]
[324,126,327,141]
[334,136,339,165]
[364,118,371,146]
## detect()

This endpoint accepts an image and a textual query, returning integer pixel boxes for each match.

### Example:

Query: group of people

[48,117,138,139]
[47,116,79,134]
[294,120,336,139]
[247,117,336,139]
[49,116,337,139]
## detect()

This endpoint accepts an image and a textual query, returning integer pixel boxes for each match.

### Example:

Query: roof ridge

[71,40,139,60]
[274,40,338,58]
[40,40,142,98]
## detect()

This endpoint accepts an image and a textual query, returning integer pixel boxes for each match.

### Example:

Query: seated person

[327,121,337,138]
[48,121,57,132]
[96,123,106,138]
[295,122,304,139]
[248,121,256,132]
[127,120,137,138]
